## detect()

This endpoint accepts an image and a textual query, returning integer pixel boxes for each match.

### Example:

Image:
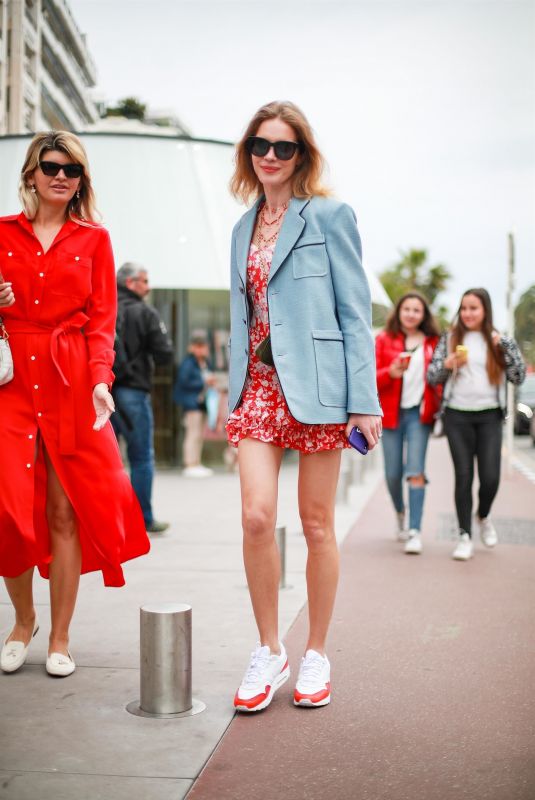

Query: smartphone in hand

[348,427,368,455]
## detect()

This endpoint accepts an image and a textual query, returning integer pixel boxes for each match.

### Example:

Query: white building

[0,0,99,135]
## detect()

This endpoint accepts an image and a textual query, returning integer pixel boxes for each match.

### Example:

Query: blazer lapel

[236,198,261,287]
[268,197,309,284]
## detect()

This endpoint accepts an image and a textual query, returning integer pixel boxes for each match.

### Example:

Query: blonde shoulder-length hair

[19,130,100,226]
[230,101,331,205]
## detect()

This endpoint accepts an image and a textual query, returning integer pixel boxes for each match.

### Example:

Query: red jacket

[375,330,441,429]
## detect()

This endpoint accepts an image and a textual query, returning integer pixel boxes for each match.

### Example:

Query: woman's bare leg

[3,568,36,644]
[43,446,81,656]
[238,438,284,653]
[298,449,341,655]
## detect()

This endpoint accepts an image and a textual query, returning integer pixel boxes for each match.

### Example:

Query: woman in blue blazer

[226,101,382,713]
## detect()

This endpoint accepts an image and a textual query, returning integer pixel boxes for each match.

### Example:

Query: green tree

[105,97,146,120]
[379,248,452,329]
[514,284,535,367]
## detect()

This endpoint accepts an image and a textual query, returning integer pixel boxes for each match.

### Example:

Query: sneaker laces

[242,646,270,688]
[299,653,325,688]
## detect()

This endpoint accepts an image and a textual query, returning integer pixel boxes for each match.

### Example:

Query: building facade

[0,0,99,135]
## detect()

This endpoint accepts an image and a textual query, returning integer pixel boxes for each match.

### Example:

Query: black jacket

[114,285,173,393]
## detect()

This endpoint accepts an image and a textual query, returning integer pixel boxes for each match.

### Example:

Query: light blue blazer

[228,195,381,423]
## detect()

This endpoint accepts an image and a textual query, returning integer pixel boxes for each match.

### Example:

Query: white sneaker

[477,516,498,548]
[234,643,289,712]
[452,532,474,561]
[404,530,422,555]
[294,649,331,707]
[396,511,409,542]
[182,465,214,478]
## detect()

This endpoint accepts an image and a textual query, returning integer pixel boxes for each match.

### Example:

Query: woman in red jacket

[375,292,441,555]
[0,131,149,678]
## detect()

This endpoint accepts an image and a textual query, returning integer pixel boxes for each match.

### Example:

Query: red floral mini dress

[226,242,349,453]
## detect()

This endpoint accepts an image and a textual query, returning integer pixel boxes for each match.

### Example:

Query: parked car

[514,373,535,435]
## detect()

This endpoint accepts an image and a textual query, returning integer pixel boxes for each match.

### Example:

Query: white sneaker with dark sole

[294,650,331,707]
[234,643,289,712]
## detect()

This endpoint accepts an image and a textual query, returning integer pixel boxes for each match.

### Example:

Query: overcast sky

[69,0,535,326]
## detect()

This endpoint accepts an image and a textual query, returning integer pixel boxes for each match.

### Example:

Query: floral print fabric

[226,243,349,453]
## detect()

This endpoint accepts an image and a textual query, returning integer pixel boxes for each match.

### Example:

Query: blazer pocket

[312,329,347,408]
[293,235,328,279]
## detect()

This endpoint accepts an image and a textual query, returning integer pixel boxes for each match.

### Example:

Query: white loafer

[46,651,76,677]
[1,619,39,673]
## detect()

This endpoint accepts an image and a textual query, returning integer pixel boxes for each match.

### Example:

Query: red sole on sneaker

[293,694,331,707]
[234,665,290,713]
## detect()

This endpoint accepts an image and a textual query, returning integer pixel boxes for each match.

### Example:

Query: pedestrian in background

[0,131,149,678]
[375,292,441,555]
[227,100,382,712]
[427,288,525,560]
[173,332,215,477]
[112,262,173,534]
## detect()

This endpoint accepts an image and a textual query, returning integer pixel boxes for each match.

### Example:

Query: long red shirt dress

[0,213,150,587]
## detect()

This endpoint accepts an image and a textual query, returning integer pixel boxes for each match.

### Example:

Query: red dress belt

[7,311,90,455]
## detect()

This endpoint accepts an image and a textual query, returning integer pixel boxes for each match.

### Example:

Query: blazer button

[243,318,247,325]
[239,286,245,294]
[244,349,248,355]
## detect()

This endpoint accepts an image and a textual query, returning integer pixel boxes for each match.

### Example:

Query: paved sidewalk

[0,450,381,800]
[188,438,535,800]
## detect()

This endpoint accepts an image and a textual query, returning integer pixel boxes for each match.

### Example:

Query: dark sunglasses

[246,136,304,161]
[39,161,84,179]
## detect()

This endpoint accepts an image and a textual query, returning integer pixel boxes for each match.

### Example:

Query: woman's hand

[346,414,382,451]
[444,352,467,370]
[0,282,15,308]
[388,356,409,379]
[491,331,502,347]
[92,383,115,431]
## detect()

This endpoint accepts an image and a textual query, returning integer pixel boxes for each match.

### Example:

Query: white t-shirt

[401,344,425,409]
[447,331,500,411]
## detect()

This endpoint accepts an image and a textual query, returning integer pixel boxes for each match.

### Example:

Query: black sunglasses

[246,136,304,161]
[39,161,84,179]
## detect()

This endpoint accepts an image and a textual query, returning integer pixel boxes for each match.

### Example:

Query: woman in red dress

[0,131,149,678]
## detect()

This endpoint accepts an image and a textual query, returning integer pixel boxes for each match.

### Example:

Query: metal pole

[275,524,287,589]
[505,232,515,477]
[126,603,205,719]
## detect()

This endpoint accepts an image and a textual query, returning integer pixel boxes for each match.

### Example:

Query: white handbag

[0,316,13,385]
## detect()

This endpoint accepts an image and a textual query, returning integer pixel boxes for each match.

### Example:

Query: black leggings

[444,408,503,536]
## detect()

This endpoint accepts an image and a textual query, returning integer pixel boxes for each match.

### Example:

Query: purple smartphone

[348,426,368,455]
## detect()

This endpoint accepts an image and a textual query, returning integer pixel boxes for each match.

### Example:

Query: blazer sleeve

[325,203,381,416]
[85,227,117,388]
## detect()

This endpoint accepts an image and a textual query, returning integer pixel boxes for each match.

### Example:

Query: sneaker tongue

[304,649,324,662]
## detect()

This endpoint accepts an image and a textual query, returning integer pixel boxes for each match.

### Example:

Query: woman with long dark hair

[427,288,525,560]
[375,292,441,554]
[0,131,149,677]
[226,101,381,711]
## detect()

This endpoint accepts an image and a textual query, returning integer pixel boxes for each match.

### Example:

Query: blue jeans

[111,387,155,527]
[381,406,431,531]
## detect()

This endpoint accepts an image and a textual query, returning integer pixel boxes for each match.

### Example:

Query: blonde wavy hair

[19,131,100,225]
[230,101,330,205]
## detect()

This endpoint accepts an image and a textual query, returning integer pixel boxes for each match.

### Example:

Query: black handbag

[255,335,274,366]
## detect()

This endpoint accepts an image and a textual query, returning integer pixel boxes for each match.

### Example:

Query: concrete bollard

[126,603,205,719]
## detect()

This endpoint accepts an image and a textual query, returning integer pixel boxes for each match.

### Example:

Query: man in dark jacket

[112,262,173,533]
